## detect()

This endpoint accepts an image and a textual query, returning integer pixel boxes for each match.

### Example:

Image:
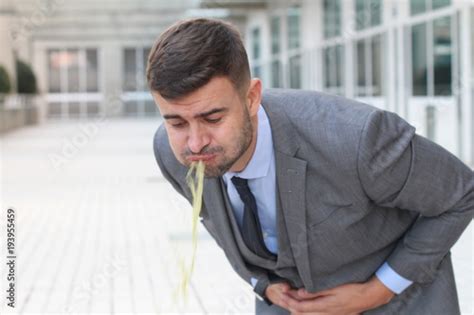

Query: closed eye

[169,121,187,128]
[204,117,222,124]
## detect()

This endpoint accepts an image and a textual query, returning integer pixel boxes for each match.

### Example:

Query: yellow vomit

[172,160,205,304]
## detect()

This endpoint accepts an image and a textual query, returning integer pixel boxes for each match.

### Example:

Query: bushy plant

[16,60,37,94]
[0,65,12,94]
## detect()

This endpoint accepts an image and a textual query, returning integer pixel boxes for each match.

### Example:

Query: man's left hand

[280,276,395,315]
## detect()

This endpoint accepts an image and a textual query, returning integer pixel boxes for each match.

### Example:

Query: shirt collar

[223,105,273,182]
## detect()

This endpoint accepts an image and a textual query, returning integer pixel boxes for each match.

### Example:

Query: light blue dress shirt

[222,105,412,294]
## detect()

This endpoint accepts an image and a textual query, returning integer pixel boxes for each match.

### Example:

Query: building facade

[3,0,473,165]
[210,0,473,165]
[10,0,200,119]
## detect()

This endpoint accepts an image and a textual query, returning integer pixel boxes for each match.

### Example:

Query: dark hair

[146,18,250,100]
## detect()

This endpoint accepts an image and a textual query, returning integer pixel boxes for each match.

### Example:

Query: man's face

[152,76,261,177]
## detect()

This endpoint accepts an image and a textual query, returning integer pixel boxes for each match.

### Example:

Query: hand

[264,282,311,308]
[280,276,395,315]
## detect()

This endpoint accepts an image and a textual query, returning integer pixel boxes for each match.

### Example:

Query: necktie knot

[231,176,248,188]
[231,176,252,203]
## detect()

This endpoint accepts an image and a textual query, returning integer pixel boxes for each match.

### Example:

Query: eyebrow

[163,107,228,120]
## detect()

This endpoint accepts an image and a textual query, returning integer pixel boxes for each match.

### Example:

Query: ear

[246,78,262,117]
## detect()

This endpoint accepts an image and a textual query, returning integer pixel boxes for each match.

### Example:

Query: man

[147,18,473,314]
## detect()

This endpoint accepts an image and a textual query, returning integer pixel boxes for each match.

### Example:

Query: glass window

[141,47,151,91]
[426,105,436,140]
[271,60,282,88]
[324,48,332,88]
[355,0,382,30]
[124,101,138,115]
[68,102,81,116]
[370,0,382,27]
[324,0,341,39]
[410,0,427,15]
[48,49,61,93]
[122,47,152,92]
[48,102,62,116]
[356,0,365,30]
[48,48,99,94]
[289,55,301,89]
[123,48,136,92]
[433,16,452,95]
[252,28,261,60]
[86,102,99,116]
[86,49,98,92]
[288,6,300,50]
[323,45,344,93]
[411,23,428,95]
[371,34,382,96]
[411,0,451,15]
[252,66,261,79]
[355,35,382,97]
[145,100,157,114]
[143,47,151,70]
[251,28,261,79]
[432,0,450,10]
[271,16,281,55]
[411,17,452,96]
[335,45,343,89]
[271,16,282,88]
[66,49,80,93]
[355,40,367,96]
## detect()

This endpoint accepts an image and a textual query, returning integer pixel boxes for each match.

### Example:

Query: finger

[286,290,317,301]
[277,282,291,293]
[284,295,330,313]
[299,288,333,296]
[279,292,304,309]
[287,289,308,300]
[297,288,329,299]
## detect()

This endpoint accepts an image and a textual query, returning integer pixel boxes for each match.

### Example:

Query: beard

[181,106,254,178]
[206,118,252,177]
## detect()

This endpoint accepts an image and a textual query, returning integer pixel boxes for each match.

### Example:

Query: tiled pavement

[0,118,472,314]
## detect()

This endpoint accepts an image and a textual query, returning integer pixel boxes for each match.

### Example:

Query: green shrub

[0,65,12,94]
[16,60,37,94]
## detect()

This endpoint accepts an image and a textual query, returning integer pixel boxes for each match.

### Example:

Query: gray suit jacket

[153,89,473,314]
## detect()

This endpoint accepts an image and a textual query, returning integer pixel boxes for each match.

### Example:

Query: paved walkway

[0,118,472,314]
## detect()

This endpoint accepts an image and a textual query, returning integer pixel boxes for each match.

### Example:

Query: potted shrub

[16,60,39,124]
[0,65,12,106]
[16,60,37,94]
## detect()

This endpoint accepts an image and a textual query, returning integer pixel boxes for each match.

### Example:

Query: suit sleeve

[153,130,188,199]
[357,109,474,284]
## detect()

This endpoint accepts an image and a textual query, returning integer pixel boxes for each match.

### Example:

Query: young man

[147,18,473,314]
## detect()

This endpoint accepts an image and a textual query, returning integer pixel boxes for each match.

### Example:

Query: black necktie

[231,176,277,260]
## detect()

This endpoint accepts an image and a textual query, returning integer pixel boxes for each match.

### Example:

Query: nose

[187,125,210,154]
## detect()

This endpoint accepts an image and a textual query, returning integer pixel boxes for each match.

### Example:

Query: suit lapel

[202,176,249,268]
[262,102,314,289]
[275,152,313,289]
